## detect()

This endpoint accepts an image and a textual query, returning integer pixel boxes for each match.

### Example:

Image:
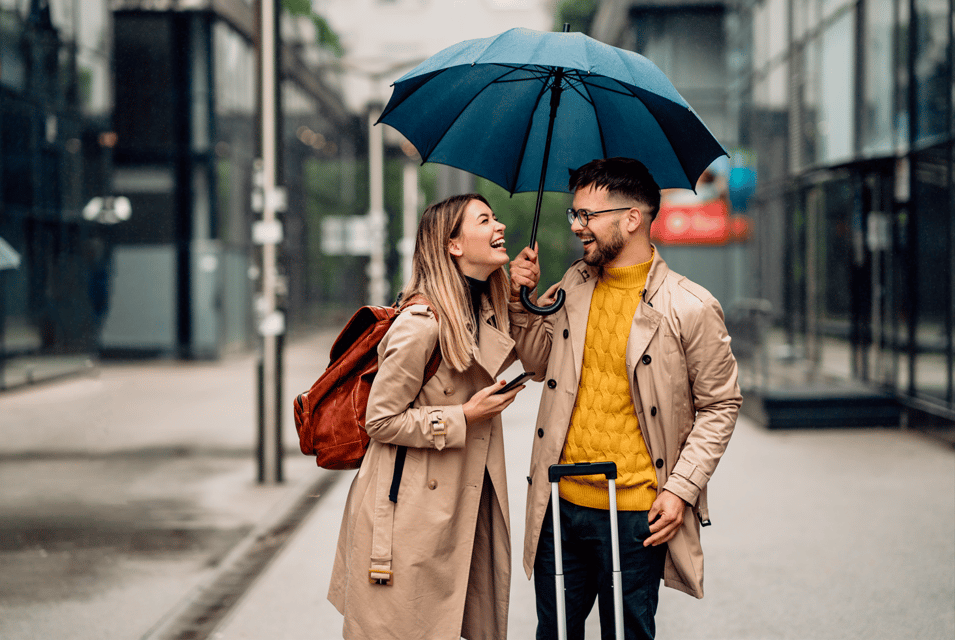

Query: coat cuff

[428,406,466,450]
[663,459,710,505]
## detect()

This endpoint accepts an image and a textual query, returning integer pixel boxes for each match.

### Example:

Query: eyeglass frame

[566,206,633,227]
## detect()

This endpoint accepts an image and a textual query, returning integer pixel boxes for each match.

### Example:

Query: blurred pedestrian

[510,157,742,640]
[328,194,540,639]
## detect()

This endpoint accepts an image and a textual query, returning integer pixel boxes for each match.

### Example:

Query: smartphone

[495,371,535,394]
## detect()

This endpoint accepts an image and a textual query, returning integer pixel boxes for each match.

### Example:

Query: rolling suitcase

[548,462,624,640]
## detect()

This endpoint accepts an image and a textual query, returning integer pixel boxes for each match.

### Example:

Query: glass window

[861,0,894,155]
[767,0,788,62]
[753,1,768,70]
[191,16,210,153]
[74,0,111,116]
[817,12,855,164]
[0,9,27,91]
[895,0,910,147]
[793,0,819,40]
[48,0,76,41]
[214,22,255,117]
[821,176,855,324]
[912,146,951,403]
[113,13,177,154]
[913,0,950,144]
[822,0,853,19]
[799,39,818,169]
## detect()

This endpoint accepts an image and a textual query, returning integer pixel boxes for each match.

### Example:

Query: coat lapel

[472,302,515,378]
[564,263,597,383]
[626,248,667,367]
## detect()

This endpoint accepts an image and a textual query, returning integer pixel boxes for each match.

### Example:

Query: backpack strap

[388,297,442,504]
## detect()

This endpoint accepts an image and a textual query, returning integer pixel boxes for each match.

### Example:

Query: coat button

[428,479,438,490]
[443,387,454,395]
[642,355,652,365]
[655,459,664,469]
[650,406,657,416]
[537,428,544,438]
[563,329,569,338]
[547,379,557,389]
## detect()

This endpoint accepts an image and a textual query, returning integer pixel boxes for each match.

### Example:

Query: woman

[328,194,539,639]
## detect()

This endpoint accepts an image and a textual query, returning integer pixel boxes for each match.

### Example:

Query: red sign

[651,199,730,245]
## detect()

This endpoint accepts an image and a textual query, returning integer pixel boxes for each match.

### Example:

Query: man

[509,157,741,639]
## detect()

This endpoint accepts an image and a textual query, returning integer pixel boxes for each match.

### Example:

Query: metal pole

[258,0,283,484]
[401,159,418,286]
[368,105,387,306]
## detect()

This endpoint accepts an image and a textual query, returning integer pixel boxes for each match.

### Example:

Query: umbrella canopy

[379,27,727,314]
[379,27,725,194]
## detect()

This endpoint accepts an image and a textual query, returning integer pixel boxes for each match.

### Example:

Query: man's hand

[509,244,540,301]
[644,490,686,547]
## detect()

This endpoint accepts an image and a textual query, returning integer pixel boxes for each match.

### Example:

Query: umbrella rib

[410,64,540,167]
[509,69,555,195]
[422,65,551,193]
[620,83,698,189]
[577,78,610,160]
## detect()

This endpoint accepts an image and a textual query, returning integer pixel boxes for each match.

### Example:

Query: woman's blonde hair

[399,194,511,372]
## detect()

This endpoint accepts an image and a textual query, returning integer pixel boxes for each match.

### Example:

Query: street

[0,331,953,639]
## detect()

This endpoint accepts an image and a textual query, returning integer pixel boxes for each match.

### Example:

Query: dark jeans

[534,499,667,640]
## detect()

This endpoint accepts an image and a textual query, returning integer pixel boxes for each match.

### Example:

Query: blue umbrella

[379,26,726,314]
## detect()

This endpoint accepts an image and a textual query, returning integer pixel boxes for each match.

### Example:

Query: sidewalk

[0,328,341,640]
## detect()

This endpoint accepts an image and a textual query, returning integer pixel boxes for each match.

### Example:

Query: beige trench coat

[328,302,537,639]
[510,249,742,599]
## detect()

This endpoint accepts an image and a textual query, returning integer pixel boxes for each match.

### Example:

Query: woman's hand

[462,380,525,424]
[509,244,540,302]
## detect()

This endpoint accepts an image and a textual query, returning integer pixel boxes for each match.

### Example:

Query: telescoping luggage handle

[548,462,624,640]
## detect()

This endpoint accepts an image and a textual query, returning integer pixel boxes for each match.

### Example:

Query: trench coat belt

[369,445,399,585]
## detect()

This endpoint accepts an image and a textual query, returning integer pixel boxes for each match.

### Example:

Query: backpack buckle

[369,568,393,585]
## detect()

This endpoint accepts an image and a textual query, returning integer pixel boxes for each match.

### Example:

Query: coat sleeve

[364,307,468,450]
[662,285,742,506]
[507,298,553,382]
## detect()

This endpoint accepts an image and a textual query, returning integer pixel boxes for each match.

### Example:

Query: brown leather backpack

[293,299,440,473]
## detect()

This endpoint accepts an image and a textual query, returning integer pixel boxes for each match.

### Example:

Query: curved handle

[520,285,565,316]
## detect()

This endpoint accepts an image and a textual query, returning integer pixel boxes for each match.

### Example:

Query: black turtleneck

[465,276,489,335]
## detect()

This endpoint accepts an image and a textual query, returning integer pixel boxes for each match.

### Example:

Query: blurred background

[0,2,953,639]
[1,0,953,429]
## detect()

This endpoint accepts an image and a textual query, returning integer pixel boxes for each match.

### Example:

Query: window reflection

[914,0,950,143]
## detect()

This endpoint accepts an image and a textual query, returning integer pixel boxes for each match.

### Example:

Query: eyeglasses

[566,207,631,227]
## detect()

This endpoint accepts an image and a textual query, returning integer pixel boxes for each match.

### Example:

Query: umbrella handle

[520,285,565,316]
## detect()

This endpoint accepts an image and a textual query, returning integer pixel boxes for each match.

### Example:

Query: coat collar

[644,244,670,303]
[562,248,669,378]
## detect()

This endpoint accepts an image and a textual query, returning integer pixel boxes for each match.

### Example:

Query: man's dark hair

[568,157,661,224]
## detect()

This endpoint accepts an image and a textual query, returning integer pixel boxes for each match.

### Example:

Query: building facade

[736,0,954,422]
[593,0,953,424]
[1,0,355,388]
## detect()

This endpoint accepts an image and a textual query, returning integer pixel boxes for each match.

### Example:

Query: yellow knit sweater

[559,258,657,511]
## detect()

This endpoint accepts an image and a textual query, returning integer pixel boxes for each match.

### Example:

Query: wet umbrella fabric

[378,27,726,313]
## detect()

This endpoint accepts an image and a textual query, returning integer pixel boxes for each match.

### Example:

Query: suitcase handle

[547,461,624,640]
[548,461,617,482]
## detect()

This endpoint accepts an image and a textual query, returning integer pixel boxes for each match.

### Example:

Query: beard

[581,224,625,268]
